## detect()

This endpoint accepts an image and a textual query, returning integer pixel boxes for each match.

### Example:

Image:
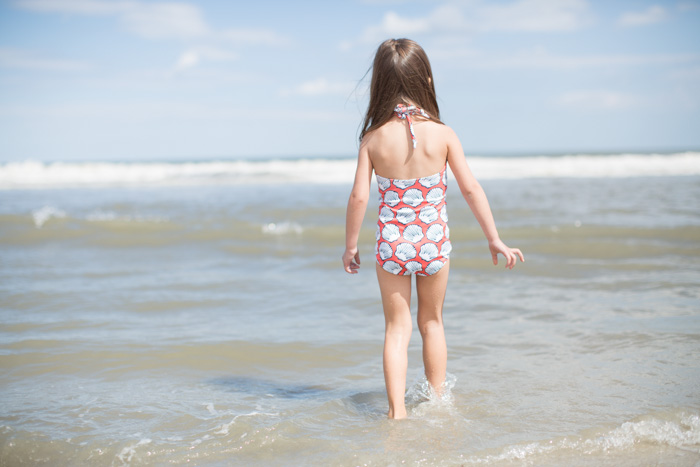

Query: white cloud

[379,10,432,35]
[14,0,128,15]
[345,0,591,48]
[284,78,356,97]
[14,0,288,44]
[14,0,289,75]
[175,50,199,71]
[221,28,289,46]
[356,8,445,45]
[618,5,668,27]
[556,90,639,110]
[15,0,209,39]
[351,4,468,47]
[477,0,591,32]
[451,47,700,70]
[0,47,90,71]
[174,47,237,72]
[119,2,209,39]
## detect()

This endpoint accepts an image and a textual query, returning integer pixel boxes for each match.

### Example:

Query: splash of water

[405,373,457,418]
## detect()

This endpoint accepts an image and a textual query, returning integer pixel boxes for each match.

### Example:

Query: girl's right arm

[342,142,373,274]
[445,127,524,269]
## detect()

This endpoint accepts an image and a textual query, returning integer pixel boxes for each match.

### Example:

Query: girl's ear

[428,76,432,84]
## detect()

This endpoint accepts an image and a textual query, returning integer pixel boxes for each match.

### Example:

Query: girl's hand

[342,248,361,274]
[489,239,524,270]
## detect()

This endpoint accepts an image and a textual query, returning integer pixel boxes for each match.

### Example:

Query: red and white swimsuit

[374,104,452,276]
[375,168,451,276]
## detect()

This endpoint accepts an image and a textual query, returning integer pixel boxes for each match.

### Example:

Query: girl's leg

[376,263,412,419]
[415,260,449,393]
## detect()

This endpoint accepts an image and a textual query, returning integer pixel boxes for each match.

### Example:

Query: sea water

[1,153,699,465]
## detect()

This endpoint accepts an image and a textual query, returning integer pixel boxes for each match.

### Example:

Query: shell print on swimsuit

[375,164,452,276]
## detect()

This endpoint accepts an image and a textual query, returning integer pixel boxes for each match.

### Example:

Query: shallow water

[1,158,699,465]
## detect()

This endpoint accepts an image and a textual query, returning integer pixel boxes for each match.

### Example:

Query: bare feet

[387,407,407,419]
[429,380,444,399]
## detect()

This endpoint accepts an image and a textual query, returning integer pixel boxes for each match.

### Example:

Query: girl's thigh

[375,263,412,321]
[415,260,449,321]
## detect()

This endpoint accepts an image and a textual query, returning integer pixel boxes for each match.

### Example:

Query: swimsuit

[375,166,451,276]
[374,105,452,276]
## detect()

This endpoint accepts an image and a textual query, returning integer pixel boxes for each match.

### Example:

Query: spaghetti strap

[394,104,430,149]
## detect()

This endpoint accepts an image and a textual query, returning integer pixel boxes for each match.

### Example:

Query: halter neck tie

[394,104,430,148]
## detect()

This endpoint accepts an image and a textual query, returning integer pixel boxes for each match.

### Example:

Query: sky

[0,0,699,162]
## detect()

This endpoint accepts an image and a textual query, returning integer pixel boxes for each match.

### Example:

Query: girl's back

[364,116,449,180]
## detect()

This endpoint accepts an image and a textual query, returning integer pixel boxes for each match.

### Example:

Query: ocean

[1,152,699,466]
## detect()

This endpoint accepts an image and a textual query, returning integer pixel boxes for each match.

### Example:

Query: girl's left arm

[446,127,524,269]
[342,143,373,274]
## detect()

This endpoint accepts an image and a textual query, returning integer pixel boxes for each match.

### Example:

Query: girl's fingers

[344,259,361,274]
[505,248,524,268]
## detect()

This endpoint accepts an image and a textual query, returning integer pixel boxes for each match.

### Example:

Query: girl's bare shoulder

[363,120,404,146]
[420,121,458,146]
[436,122,458,137]
[435,123,462,148]
[362,119,455,150]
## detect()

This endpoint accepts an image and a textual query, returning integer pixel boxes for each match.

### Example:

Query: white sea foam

[464,412,700,464]
[212,412,279,436]
[261,222,303,235]
[31,205,66,228]
[468,151,700,179]
[0,159,356,189]
[116,438,152,465]
[1,152,699,189]
[85,210,119,222]
[84,210,169,224]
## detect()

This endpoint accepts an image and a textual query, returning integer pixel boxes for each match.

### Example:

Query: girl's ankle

[387,407,407,419]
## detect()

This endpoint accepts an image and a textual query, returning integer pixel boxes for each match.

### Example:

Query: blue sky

[0,0,699,161]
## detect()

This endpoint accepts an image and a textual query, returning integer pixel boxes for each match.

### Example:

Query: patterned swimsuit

[374,105,452,276]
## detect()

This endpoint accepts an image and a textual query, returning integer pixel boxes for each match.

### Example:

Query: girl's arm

[342,142,373,274]
[445,127,524,269]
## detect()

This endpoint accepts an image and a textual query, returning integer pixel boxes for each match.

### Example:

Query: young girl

[342,38,524,419]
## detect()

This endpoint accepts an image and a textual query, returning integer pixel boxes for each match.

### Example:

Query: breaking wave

[0,152,699,189]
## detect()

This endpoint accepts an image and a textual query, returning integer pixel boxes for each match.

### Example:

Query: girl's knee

[418,318,443,337]
[386,320,412,339]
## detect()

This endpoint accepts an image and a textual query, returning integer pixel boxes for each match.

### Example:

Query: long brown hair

[360,38,442,142]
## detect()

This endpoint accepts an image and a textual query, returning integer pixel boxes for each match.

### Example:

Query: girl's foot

[387,407,407,419]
